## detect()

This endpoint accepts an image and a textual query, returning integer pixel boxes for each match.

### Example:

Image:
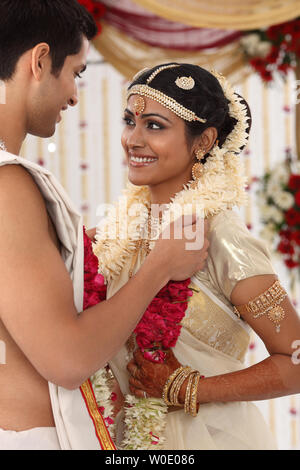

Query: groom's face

[26,37,90,138]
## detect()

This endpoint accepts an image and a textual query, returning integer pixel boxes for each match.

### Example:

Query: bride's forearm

[178,354,300,405]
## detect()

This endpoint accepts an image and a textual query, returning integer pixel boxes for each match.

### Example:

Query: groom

[0,0,209,450]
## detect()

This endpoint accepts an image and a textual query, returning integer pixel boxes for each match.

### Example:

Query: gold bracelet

[169,368,195,406]
[162,366,187,406]
[184,372,196,415]
[189,372,201,417]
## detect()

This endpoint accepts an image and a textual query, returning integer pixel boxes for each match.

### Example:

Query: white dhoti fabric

[0,427,61,451]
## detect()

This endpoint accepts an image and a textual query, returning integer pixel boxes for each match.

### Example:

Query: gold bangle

[190,372,201,417]
[184,372,196,415]
[162,366,187,406]
[169,368,195,406]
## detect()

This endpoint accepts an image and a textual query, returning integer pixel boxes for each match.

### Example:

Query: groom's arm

[0,165,208,389]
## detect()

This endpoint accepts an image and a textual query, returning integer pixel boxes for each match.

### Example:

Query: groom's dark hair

[0,0,98,81]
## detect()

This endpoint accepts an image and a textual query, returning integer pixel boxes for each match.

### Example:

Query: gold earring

[191,148,205,188]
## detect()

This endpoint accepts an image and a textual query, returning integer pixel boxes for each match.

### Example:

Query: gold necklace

[128,209,162,278]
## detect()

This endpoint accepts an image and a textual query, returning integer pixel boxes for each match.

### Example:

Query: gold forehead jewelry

[175,76,195,90]
[127,85,206,123]
[129,64,206,123]
[132,67,150,83]
[146,64,180,85]
[132,95,146,115]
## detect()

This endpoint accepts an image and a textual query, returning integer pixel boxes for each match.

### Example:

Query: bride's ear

[193,127,218,156]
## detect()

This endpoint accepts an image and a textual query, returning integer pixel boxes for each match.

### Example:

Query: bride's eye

[147,121,163,130]
[122,116,135,126]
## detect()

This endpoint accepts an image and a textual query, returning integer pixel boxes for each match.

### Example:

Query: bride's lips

[129,154,158,168]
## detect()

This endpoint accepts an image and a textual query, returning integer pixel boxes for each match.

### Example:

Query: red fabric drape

[100,0,241,51]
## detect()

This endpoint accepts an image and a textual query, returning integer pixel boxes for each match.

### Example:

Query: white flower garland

[122,396,168,450]
[91,367,116,440]
[92,71,250,449]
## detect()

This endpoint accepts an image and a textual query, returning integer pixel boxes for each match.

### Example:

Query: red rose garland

[83,226,107,309]
[134,280,193,363]
[83,227,193,361]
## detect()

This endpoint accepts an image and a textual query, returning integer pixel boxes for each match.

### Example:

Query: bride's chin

[128,172,154,186]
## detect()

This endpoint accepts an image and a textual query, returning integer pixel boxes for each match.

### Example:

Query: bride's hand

[127,348,181,400]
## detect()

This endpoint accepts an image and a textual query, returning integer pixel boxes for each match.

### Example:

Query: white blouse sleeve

[206,210,277,302]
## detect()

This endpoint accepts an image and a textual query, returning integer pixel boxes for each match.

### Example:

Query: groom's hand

[150,216,209,282]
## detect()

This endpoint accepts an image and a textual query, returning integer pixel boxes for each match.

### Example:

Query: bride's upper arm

[231,274,300,357]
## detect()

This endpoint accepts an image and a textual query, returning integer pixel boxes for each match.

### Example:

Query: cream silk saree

[105,210,277,450]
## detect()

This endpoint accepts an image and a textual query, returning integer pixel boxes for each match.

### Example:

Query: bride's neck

[148,180,187,206]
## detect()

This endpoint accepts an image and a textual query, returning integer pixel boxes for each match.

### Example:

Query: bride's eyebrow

[124,108,171,123]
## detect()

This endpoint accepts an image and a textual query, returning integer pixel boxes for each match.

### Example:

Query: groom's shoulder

[0,163,48,223]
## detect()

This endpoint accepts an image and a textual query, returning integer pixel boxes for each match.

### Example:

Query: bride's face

[122,95,194,189]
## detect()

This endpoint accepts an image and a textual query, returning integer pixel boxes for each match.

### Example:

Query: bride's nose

[127,123,145,148]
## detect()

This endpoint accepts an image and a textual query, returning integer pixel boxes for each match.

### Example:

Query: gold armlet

[233,280,288,333]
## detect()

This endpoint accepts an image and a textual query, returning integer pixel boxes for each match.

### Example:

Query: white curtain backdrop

[21,44,300,450]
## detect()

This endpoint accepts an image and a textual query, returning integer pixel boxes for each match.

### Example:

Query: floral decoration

[240,17,300,82]
[257,153,300,271]
[84,225,193,449]
[78,0,106,35]
[135,279,193,363]
[121,279,193,449]
[83,226,107,309]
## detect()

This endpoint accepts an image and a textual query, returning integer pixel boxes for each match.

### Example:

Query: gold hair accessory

[127,85,206,123]
[146,64,180,84]
[233,280,288,333]
[132,67,150,82]
[175,76,195,90]
[132,95,146,116]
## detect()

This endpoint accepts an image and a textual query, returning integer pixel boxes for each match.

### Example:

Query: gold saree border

[80,379,116,450]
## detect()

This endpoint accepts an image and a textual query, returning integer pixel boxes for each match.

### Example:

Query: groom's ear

[31,43,51,81]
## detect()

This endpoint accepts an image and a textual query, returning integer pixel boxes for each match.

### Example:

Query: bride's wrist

[142,249,171,286]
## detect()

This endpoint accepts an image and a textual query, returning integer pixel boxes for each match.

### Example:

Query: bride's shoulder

[208,209,246,235]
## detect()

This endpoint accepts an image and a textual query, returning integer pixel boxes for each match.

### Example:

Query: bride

[92,63,300,450]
